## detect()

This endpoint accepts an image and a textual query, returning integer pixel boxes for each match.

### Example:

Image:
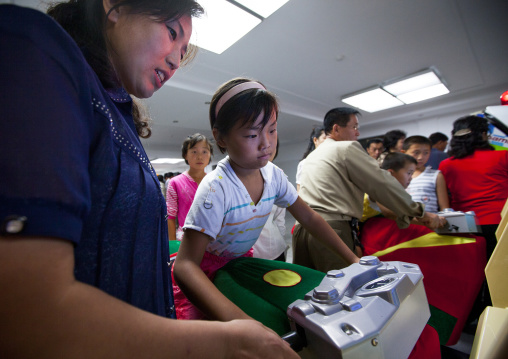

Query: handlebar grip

[281,331,305,352]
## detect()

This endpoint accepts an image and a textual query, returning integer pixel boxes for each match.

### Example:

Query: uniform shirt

[300,139,424,228]
[0,5,174,317]
[184,157,298,258]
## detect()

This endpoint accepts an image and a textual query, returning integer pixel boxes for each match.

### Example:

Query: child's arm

[166,182,178,241]
[288,197,360,265]
[173,229,253,321]
[435,172,450,211]
[167,219,177,241]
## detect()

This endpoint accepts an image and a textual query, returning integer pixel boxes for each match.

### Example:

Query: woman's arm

[173,229,252,321]
[167,219,177,241]
[435,172,450,211]
[0,235,298,359]
[288,197,360,265]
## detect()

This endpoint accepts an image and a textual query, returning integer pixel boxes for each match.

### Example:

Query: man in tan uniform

[293,107,442,272]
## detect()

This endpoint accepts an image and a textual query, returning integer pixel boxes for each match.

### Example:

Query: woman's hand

[224,320,300,359]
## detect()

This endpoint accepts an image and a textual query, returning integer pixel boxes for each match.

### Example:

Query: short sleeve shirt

[0,5,173,318]
[184,157,298,258]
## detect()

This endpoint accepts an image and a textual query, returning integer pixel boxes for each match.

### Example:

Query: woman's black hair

[209,77,279,154]
[383,130,407,152]
[181,133,214,165]
[47,0,203,138]
[301,126,324,160]
[448,115,494,159]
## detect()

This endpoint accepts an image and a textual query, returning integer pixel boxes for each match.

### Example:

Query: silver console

[285,256,429,359]
[436,208,481,234]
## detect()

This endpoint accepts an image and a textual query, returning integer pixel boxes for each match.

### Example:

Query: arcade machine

[213,256,433,359]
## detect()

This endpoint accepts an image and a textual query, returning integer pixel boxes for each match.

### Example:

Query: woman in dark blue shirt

[0,2,298,358]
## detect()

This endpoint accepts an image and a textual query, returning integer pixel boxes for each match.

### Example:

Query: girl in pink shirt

[166,133,213,241]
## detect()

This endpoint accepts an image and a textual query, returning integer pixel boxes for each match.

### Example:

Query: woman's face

[105,5,192,98]
[313,132,326,148]
[393,137,405,152]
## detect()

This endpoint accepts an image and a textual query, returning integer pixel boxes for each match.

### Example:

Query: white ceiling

[8,0,508,173]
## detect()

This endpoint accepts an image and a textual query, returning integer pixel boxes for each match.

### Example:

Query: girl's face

[215,111,277,176]
[185,141,211,171]
[105,4,192,98]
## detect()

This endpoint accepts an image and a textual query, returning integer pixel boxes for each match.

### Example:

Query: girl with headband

[172,77,360,321]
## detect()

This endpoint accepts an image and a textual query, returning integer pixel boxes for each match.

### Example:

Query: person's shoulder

[1,5,78,51]
[1,5,88,77]
[261,161,283,183]
[345,141,371,157]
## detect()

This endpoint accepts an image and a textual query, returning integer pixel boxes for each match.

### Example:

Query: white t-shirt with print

[184,157,298,258]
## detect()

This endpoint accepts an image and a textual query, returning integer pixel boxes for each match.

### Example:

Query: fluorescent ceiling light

[342,88,404,113]
[383,71,442,96]
[383,69,449,104]
[395,83,450,104]
[151,158,185,164]
[234,0,290,18]
[341,68,449,112]
[190,0,262,54]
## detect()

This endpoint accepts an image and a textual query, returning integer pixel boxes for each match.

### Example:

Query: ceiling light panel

[190,0,262,54]
[151,158,186,164]
[383,71,442,96]
[395,83,450,104]
[342,88,404,113]
[234,0,290,18]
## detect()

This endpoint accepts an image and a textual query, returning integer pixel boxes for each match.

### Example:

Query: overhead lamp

[342,88,404,113]
[234,0,290,18]
[190,0,261,54]
[383,69,449,104]
[151,158,185,164]
[341,68,449,113]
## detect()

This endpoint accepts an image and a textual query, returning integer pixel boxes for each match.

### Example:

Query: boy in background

[403,136,450,213]
[362,153,417,221]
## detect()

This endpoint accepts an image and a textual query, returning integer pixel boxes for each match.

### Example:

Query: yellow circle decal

[263,270,302,287]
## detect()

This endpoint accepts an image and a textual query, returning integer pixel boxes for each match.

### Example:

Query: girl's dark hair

[381,152,417,171]
[47,0,203,138]
[181,133,214,165]
[448,115,494,159]
[301,126,324,160]
[209,77,279,154]
[383,130,407,151]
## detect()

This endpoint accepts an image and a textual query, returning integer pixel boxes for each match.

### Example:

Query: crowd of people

[1,1,506,357]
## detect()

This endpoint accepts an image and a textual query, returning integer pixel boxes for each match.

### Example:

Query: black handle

[281,331,305,352]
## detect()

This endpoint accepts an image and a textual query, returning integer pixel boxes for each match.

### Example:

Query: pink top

[166,172,198,239]
[439,149,508,225]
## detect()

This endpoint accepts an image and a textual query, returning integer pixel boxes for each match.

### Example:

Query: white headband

[215,81,266,117]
